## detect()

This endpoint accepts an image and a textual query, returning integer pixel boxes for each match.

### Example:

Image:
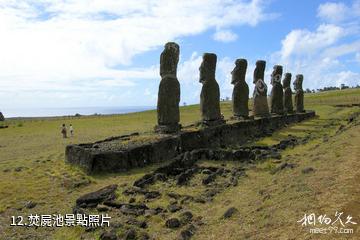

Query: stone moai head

[270,65,283,85]
[160,42,180,77]
[231,58,247,85]
[199,53,217,83]
[282,73,292,88]
[253,60,266,84]
[294,74,304,91]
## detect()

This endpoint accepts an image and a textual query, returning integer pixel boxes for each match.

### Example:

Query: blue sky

[0,0,359,111]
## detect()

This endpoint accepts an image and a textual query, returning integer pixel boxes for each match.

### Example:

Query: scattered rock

[204,188,220,198]
[223,207,238,219]
[144,209,158,217]
[134,174,156,188]
[165,218,181,228]
[167,192,181,199]
[168,203,182,213]
[178,224,196,240]
[230,177,238,186]
[76,184,117,207]
[179,211,193,224]
[144,191,161,200]
[194,197,206,204]
[176,168,196,185]
[201,169,212,175]
[103,200,123,208]
[120,203,149,216]
[126,218,147,228]
[271,162,297,174]
[110,221,123,229]
[100,230,117,240]
[302,167,315,174]
[24,201,37,209]
[14,167,25,172]
[202,173,217,185]
[96,204,110,212]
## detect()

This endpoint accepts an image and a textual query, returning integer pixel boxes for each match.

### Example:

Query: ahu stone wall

[66,111,315,174]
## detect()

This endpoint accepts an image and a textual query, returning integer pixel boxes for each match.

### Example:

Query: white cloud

[273,24,359,90]
[0,0,274,108]
[317,2,349,23]
[279,24,344,59]
[322,40,360,59]
[213,29,238,42]
[317,0,360,23]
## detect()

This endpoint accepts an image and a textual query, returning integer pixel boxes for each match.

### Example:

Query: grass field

[0,88,359,240]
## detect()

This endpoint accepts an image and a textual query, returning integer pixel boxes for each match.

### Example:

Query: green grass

[0,88,359,239]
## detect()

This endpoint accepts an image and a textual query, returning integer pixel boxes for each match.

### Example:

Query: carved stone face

[270,65,283,85]
[160,42,180,77]
[199,53,217,83]
[294,74,303,90]
[282,73,292,88]
[253,60,266,84]
[231,59,247,84]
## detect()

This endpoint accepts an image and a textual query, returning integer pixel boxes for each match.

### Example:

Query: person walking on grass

[61,123,67,138]
[69,124,74,137]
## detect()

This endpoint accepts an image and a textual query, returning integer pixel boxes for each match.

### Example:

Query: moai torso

[294,74,305,112]
[231,59,249,118]
[156,42,181,133]
[282,73,293,113]
[252,60,269,117]
[199,53,222,123]
[270,65,284,115]
[0,112,4,121]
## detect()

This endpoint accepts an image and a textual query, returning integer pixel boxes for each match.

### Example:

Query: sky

[0,0,359,110]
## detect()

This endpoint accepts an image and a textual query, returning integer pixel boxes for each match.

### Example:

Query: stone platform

[65,111,315,174]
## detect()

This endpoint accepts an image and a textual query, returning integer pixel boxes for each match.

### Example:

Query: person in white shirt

[69,124,74,137]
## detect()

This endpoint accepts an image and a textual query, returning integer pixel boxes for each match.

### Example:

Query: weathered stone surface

[165,218,181,228]
[223,207,238,219]
[178,224,196,240]
[231,59,249,118]
[253,60,269,117]
[270,65,284,115]
[66,111,315,173]
[282,73,293,113]
[179,211,193,224]
[25,201,37,209]
[0,112,4,121]
[168,203,182,213]
[199,53,224,126]
[76,184,117,207]
[294,74,305,112]
[100,230,117,240]
[156,42,181,133]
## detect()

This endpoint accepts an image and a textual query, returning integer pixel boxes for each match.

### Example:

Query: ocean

[2,106,156,118]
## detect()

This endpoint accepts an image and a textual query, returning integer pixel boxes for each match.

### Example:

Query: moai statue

[231,59,249,119]
[0,112,4,121]
[199,53,225,126]
[294,74,305,113]
[282,73,293,114]
[270,65,284,115]
[252,60,269,117]
[155,42,181,133]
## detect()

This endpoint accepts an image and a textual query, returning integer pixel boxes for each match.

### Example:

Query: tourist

[61,124,67,138]
[69,124,74,137]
